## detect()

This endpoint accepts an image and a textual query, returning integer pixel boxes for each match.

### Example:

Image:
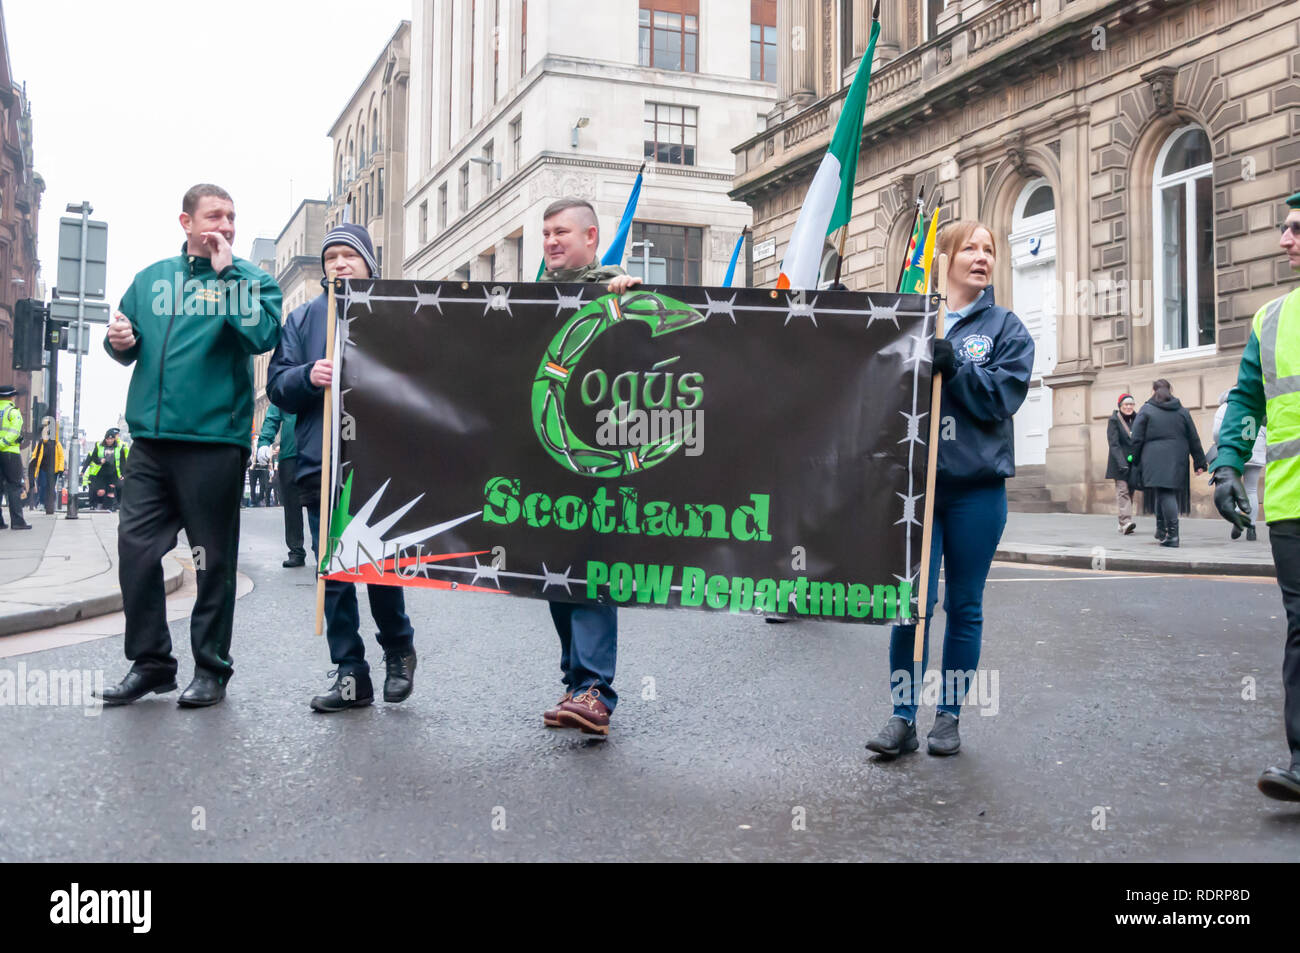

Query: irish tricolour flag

[777,12,882,290]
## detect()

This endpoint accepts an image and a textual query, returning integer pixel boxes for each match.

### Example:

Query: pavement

[0,509,185,636]
[0,507,1272,642]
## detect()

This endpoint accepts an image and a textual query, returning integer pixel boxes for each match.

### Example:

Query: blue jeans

[889,480,1007,721]
[550,602,618,711]
[306,499,414,681]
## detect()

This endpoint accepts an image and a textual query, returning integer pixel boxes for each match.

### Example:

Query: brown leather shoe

[543,691,572,728]
[556,687,611,735]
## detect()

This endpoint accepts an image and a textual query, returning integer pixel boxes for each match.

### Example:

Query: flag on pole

[776,10,881,290]
[896,209,926,293]
[601,163,645,267]
[918,208,941,293]
[723,232,746,288]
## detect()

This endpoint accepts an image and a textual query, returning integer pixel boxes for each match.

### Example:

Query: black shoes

[95,669,178,706]
[927,712,961,755]
[865,717,919,757]
[383,649,417,703]
[1160,535,1180,548]
[177,672,227,708]
[1258,765,1300,802]
[11,522,32,530]
[310,670,375,712]
[283,554,306,568]
[1246,525,1257,541]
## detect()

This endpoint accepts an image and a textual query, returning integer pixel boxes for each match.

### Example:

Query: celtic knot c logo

[531,290,706,478]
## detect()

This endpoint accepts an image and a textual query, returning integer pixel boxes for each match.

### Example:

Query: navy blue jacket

[267,293,329,487]
[937,287,1035,484]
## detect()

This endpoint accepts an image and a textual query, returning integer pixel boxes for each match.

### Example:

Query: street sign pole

[66,201,91,520]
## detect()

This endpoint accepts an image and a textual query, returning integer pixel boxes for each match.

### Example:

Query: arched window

[1153,125,1215,357]
[817,242,840,290]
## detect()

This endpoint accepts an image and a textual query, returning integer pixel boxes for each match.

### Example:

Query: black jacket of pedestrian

[1130,396,1207,489]
[1105,409,1136,481]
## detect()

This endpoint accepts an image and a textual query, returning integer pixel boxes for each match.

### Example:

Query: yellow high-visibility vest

[1254,286,1300,521]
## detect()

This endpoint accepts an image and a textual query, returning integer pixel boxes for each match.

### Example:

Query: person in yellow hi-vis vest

[80,428,129,511]
[0,385,31,531]
[1213,189,1300,802]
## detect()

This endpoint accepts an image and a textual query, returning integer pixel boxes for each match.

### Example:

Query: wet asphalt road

[1,507,1297,862]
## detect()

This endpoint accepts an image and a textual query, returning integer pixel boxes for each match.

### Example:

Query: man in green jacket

[95,183,282,708]
[1213,189,1300,800]
[257,404,305,567]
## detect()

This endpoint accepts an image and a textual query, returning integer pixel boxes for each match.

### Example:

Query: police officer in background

[0,385,31,530]
[1213,189,1300,801]
[81,428,129,511]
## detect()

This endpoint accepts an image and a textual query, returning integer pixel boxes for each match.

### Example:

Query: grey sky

[9,0,411,441]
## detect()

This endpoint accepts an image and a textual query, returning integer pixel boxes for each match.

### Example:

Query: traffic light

[13,298,46,370]
[46,319,68,351]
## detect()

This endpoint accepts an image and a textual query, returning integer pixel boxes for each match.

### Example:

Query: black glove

[1212,466,1252,529]
[933,337,960,378]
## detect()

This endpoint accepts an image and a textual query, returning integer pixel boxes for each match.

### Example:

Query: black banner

[324,280,937,624]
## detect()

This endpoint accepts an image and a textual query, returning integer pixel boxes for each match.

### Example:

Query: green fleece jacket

[107,245,282,447]
[257,404,297,460]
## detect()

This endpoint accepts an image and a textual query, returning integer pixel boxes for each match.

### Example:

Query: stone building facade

[0,7,42,436]
[403,0,775,285]
[327,21,410,279]
[731,0,1300,516]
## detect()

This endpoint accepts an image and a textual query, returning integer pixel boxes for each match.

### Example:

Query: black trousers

[1153,488,1180,537]
[249,467,272,506]
[89,471,120,510]
[1269,519,1300,769]
[117,438,246,682]
[278,458,305,559]
[0,453,25,526]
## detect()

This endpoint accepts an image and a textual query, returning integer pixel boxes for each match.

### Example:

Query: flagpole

[914,253,948,663]
[833,225,849,287]
[894,186,925,292]
[315,278,340,637]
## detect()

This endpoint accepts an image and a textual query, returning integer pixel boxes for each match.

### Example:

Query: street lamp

[571,117,590,149]
[469,155,502,181]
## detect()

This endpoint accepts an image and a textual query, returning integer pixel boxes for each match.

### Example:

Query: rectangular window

[459,163,470,211]
[520,0,528,76]
[377,167,384,206]
[492,0,501,102]
[419,201,429,244]
[627,222,703,285]
[438,183,448,230]
[470,0,477,120]
[750,0,776,81]
[643,102,697,166]
[516,236,524,281]
[482,142,495,194]
[510,117,522,172]
[638,1,699,73]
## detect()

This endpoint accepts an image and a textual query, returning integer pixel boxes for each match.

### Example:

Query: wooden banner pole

[914,253,948,664]
[314,279,339,637]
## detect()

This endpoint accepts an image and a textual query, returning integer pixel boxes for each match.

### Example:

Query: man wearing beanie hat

[1214,189,1300,801]
[267,224,418,712]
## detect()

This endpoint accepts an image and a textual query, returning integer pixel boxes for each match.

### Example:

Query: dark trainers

[556,687,611,735]
[310,670,374,713]
[1257,765,1300,802]
[865,716,919,757]
[543,691,573,727]
[927,712,961,755]
[382,649,417,703]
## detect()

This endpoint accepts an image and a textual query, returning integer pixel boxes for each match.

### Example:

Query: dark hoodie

[1129,395,1207,489]
[937,286,1036,484]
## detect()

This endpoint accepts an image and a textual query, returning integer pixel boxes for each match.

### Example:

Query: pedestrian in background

[1211,388,1264,540]
[1129,379,1206,548]
[95,183,282,708]
[257,403,305,567]
[1106,393,1139,535]
[865,220,1034,759]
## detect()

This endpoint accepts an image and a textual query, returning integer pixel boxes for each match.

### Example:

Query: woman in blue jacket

[866,221,1035,758]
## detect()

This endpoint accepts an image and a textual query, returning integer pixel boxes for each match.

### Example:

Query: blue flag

[601,165,644,267]
[723,233,746,288]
